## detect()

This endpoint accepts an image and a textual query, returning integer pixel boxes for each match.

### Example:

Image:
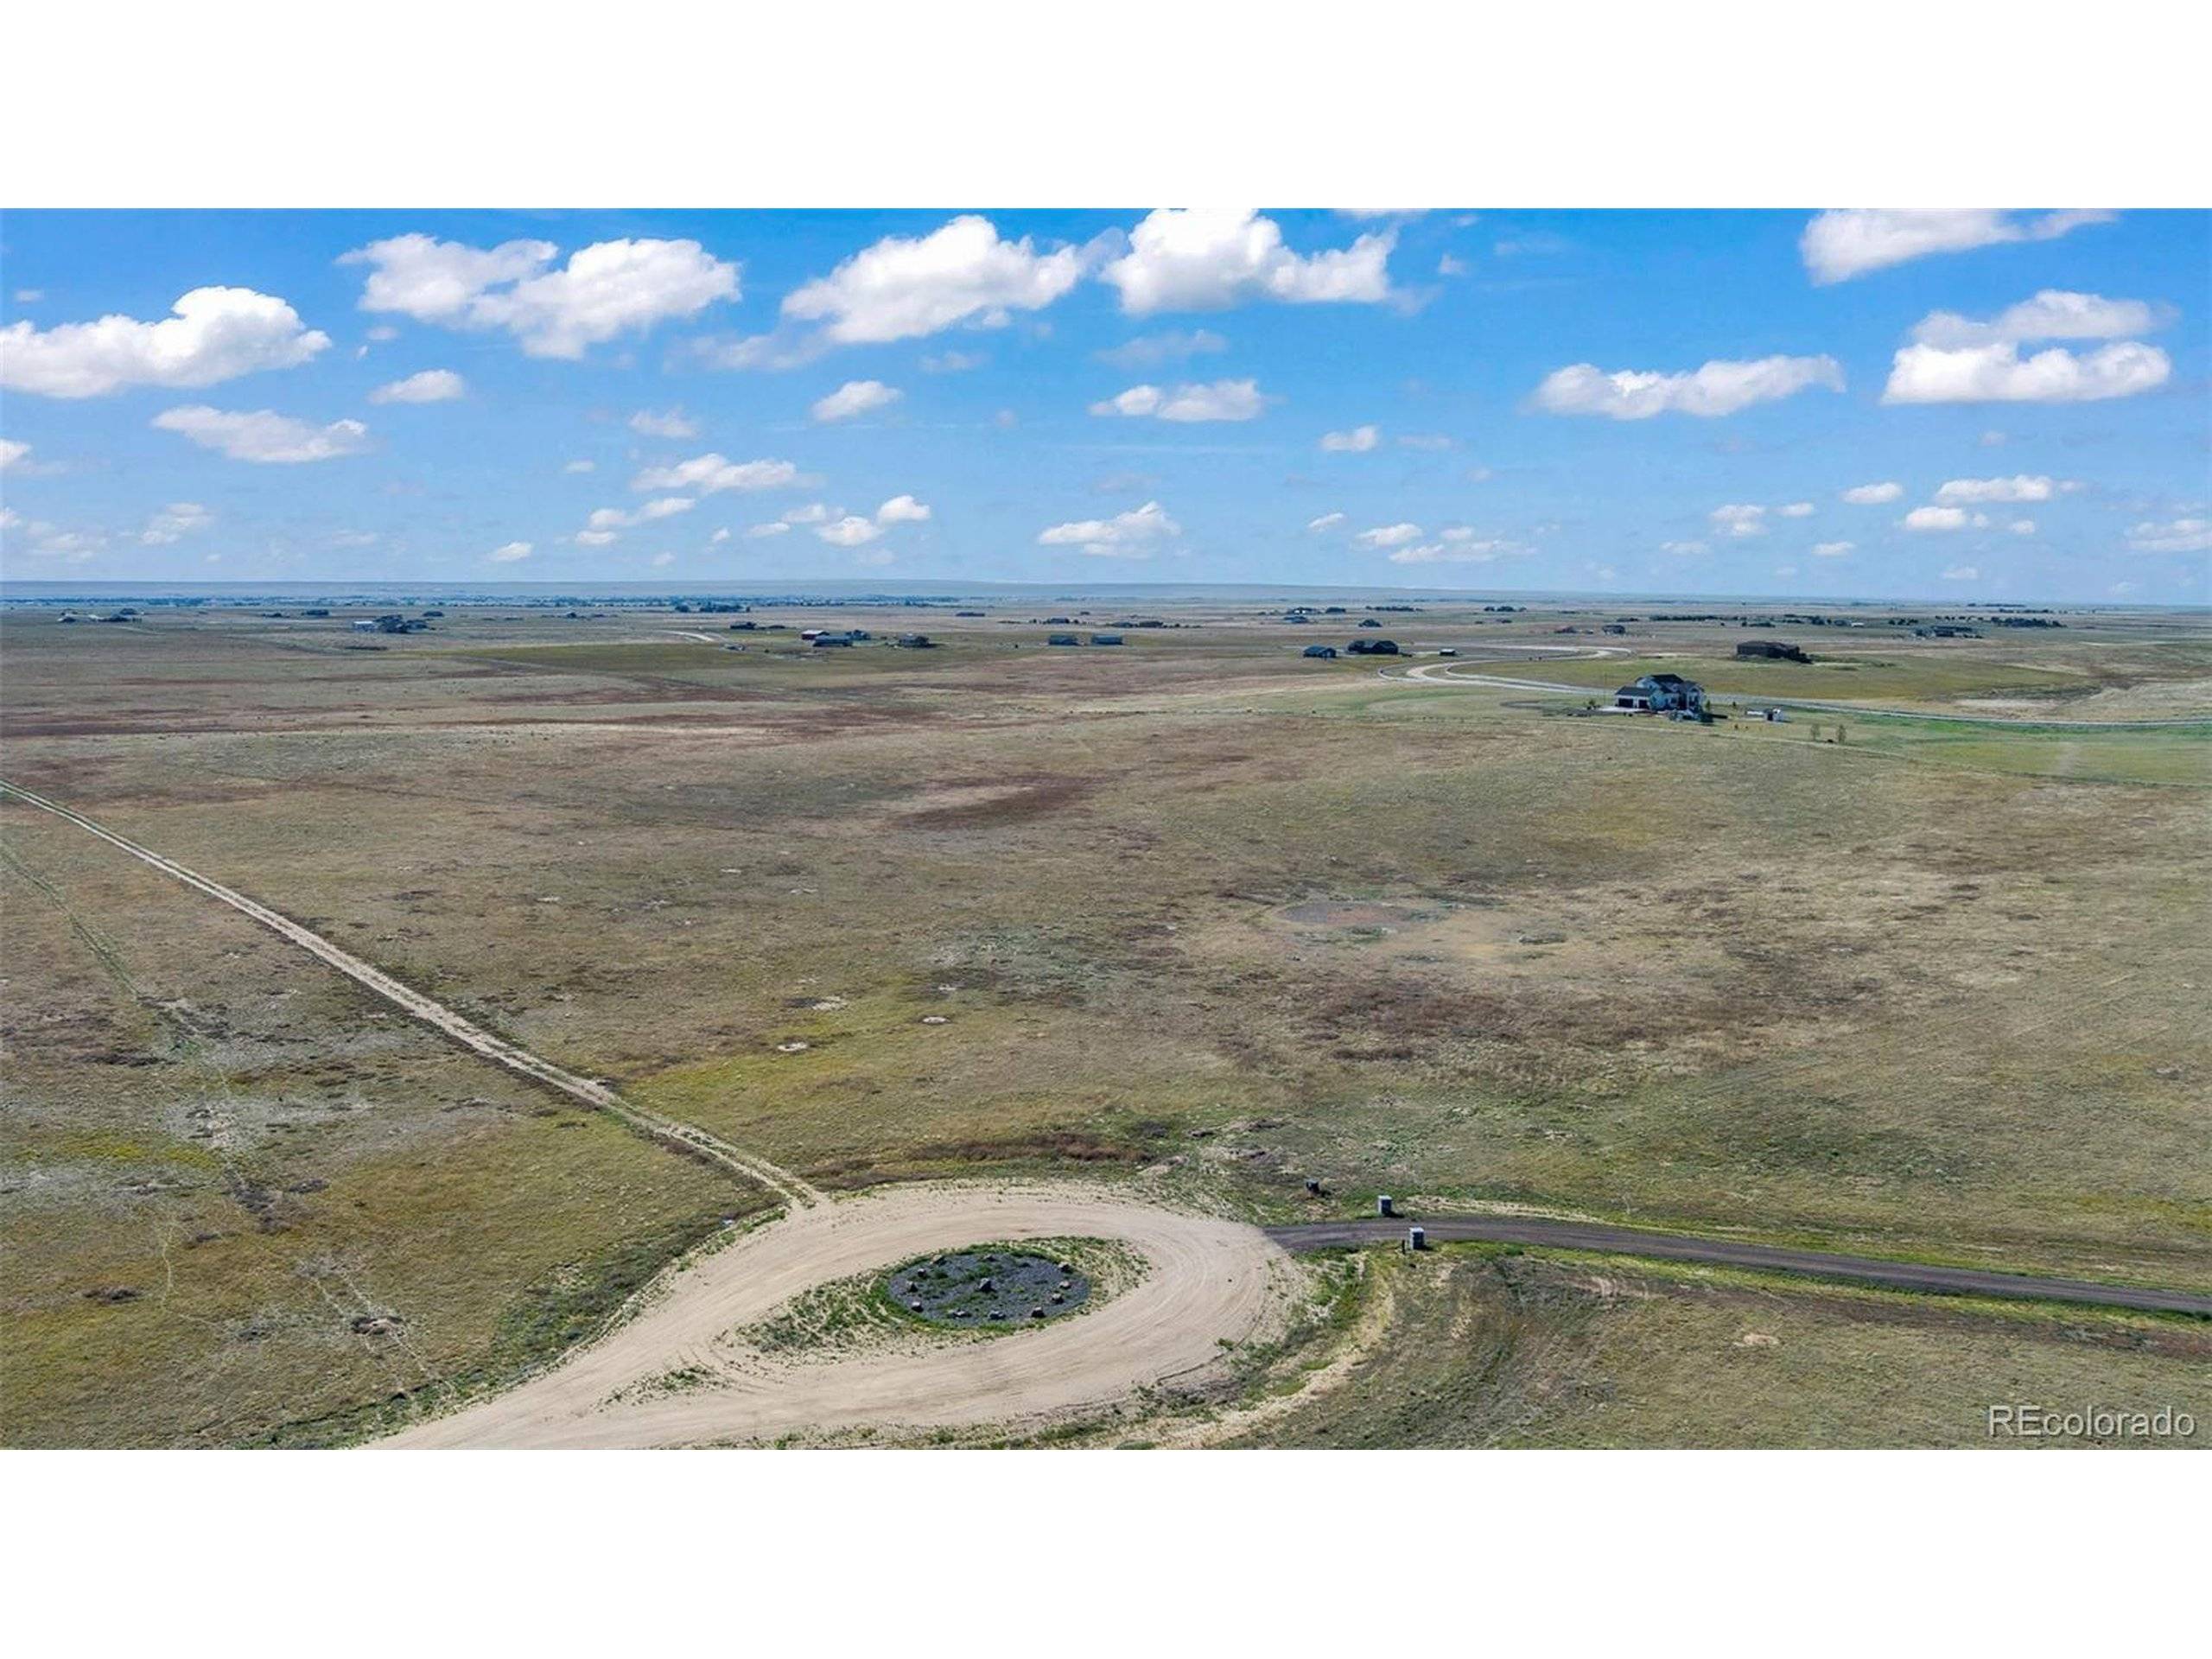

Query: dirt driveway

[379,1182,1287,1448]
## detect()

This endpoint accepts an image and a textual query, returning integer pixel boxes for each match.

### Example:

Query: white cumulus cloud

[152,405,370,464]
[1102,210,1395,315]
[817,515,883,547]
[1841,480,1904,505]
[782,216,1084,345]
[1812,541,1854,558]
[1711,504,1768,537]
[1088,378,1264,422]
[810,379,903,423]
[1320,424,1381,452]
[630,454,807,495]
[369,368,466,404]
[1936,474,2062,504]
[139,502,213,544]
[0,439,29,472]
[490,540,532,563]
[1903,505,1984,532]
[875,494,931,524]
[1037,500,1181,558]
[1910,289,2172,349]
[345,232,738,359]
[2126,518,2212,554]
[1884,340,2170,404]
[584,497,696,537]
[1356,522,1424,549]
[1941,564,1980,581]
[629,407,697,438]
[1,287,329,397]
[1533,354,1843,418]
[1800,210,2113,283]
[1306,512,1346,533]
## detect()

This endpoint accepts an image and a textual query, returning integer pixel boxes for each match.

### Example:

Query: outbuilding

[1301,644,1338,658]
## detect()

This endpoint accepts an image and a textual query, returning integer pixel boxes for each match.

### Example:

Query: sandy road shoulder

[379,1181,1287,1449]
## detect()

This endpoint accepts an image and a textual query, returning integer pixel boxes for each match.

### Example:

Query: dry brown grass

[3,598,2205,1445]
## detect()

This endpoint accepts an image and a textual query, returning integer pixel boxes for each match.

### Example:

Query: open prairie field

[3,594,2206,1446]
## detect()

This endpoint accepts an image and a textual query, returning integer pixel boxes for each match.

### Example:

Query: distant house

[1357,617,1382,628]
[1046,632,1081,646]
[1736,640,1809,662]
[1344,638,1401,656]
[812,631,855,646]
[1089,632,1125,645]
[1286,613,1312,624]
[895,632,937,648]
[1612,673,1705,713]
[351,619,381,632]
[1914,624,1982,639]
[1302,644,1338,658]
[1601,623,1628,635]
[1436,647,1457,657]
[1745,706,1788,722]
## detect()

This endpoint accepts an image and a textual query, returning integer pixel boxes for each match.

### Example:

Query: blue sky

[2,208,2205,601]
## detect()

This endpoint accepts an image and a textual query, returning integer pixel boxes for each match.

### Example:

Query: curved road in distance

[1270,1215,2212,1316]
[1387,658,2211,729]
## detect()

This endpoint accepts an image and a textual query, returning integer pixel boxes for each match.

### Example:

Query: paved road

[1389,660,2210,729]
[1268,1215,2212,1316]
[0,779,822,1210]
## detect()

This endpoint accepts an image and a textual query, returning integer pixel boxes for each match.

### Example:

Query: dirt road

[0,779,821,1210]
[380,1182,1287,1448]
[1271,1216,2212,1315]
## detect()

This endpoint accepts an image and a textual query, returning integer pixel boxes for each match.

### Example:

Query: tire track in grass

[0,779,823,1212]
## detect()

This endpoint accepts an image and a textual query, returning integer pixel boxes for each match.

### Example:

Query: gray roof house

[1612,672,1705,713]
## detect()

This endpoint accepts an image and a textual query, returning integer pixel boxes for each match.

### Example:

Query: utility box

[1408,1226,1427,1251]
[1377,1195,1395,1218]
